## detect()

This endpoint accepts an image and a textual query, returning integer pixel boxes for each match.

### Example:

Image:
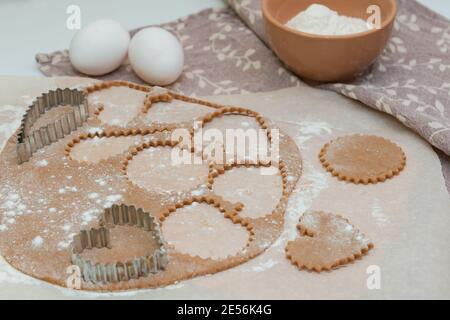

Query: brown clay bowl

[262,0,397,82]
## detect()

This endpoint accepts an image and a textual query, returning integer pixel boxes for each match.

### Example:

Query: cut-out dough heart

[285,211,374,272]
[71,204,167,284]
[319,134,406,184]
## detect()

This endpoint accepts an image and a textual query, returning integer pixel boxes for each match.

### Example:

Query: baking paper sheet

[0,76,449,299]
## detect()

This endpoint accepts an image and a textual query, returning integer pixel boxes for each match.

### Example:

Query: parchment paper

[0,76,449,299]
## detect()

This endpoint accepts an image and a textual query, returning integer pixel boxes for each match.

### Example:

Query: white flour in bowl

[286,4,372,36]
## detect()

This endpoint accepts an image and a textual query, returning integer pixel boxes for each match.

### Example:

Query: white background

[0,0,448,76]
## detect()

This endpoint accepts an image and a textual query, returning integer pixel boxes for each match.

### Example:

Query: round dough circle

[319,134,406,184]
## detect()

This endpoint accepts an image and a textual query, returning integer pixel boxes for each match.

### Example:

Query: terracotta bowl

[262,0,397,82]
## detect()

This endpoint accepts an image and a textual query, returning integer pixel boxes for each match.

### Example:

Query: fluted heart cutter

[71,204,168,284]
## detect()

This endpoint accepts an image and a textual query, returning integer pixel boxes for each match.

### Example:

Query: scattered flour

[35,159,48,167]
[88,192,99,200]
[0,190,27,227]
[81,208,101,224]
[280,120,332,145]
[251,259,279,272]
[298,121,333,136]
[57,241,71,251]
[273,164,329,249]
[58,186,78,194]
[31,236,44,248]
[371,198,390,226]
[191,189,206,197]
[103,194,122,208]
[95,178,107,186]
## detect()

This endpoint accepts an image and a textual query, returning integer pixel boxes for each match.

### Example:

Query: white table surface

[0,0,448,76]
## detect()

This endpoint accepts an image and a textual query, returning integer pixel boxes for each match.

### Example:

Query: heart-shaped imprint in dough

[285,211,374,272]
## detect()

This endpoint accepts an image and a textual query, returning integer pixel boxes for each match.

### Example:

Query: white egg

[69,19,130,76]
[128,27,184,86]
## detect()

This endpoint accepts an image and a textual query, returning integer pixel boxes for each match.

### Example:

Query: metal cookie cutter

[16,88,89,164]
[70,204,168,284]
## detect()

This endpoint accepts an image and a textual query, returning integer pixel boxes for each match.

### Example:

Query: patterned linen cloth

[35,0,450,193]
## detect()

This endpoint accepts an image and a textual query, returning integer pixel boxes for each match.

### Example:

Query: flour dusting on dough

[35,160,48,167]
[31,236,44,248]
[0,187,27,228]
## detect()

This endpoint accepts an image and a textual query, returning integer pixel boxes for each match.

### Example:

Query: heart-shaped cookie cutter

[16,88,89,164]
[71,204,168,284]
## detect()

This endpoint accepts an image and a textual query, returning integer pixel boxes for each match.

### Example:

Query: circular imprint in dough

[145,100,214,124]
[88,86,147,126]
[202,113,269,163]
[126,146,209,195]
[285,211,374,272]
[211,166,283,219]
[162,202,249,260]
[319,134,406,184]
[70,136,142,163]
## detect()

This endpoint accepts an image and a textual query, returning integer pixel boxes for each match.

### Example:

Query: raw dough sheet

[0,76,449,299]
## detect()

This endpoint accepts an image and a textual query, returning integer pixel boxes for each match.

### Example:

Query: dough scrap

[319,134,406,184]
[285,211,374,272]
